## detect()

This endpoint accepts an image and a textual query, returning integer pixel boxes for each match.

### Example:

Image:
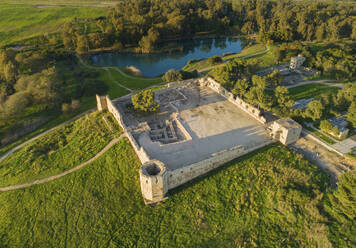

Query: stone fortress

[97,77,302,204]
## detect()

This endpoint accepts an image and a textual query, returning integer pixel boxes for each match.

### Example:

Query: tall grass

[0,143,342,247]
[0,111,121,187]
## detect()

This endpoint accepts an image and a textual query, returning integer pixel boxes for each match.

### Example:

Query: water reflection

[91,38,243,77]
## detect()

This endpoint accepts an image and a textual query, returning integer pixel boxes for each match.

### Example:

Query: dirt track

[0,134,125,192]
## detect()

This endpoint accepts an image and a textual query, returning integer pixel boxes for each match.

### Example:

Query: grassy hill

[0,111,121,187]
[0,2,106,46]
[2,141,352,247]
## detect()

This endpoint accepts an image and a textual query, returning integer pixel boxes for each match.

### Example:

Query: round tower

[139,160,168,204]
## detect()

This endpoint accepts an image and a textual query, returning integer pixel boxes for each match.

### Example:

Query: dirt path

[289,133,355,188]
[0,134,125,192]
[76,54,133,92]
[0,109,94,163]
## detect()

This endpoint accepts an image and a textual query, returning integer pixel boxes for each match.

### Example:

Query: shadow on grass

[168,143,279,197]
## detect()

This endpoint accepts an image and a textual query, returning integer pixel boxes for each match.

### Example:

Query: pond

[90,37,244,77]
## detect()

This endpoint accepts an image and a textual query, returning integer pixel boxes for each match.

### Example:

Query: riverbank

[85,34,249,55]
[89,37,246,77]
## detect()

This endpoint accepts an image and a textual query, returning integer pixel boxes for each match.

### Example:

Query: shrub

[71,99,80,111]
[131,89,159,113]
[207,56,223,65]
[320,120,333,132]
[61,103,70,114]
[162,69,183,82]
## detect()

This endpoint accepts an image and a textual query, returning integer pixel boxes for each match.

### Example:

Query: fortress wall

[106,96,151,163]
[106,96,127,129]
[200,77,267,124]
[166,139,273,190]
[126,132,151,163]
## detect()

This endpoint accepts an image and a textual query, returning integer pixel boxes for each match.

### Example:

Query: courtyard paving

[138,86,273,170]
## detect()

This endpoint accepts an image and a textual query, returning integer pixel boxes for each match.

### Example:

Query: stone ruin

[96,77,302,204]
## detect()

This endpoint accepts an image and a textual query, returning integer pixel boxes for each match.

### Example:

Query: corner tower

[139,160,168,204]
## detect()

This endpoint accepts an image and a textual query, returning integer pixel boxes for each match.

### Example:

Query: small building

[290,54,306,70]
[269,118,302,145]
[292,98,314,110]
[329,116,349,139]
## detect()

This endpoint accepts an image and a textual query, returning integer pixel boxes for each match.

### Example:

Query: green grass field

[289,83,340,100]
[109,69,163,90]
[0,2,106,46]
[182,43,268,72]
[1,141,352,247]
[0,111,121,187]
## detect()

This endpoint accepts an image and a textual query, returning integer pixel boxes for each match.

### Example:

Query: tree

[347,102,356,129]
[274,86,294,116]
[251,75,267,90]
[162,69,183,82]
[304,100,324,121]
[266,70,283,87]
[232,79,249,98]
[138,28,159,53]
[71,99,80,111]
[131,89,159,113]
[61,103,70,114]
[2,92,30,117]
[76,35,89,54]
[4,61,16,82]
[320,120,333,133]
[207,56,223,65]
[14,68,59,106]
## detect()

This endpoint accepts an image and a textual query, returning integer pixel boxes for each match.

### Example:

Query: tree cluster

[162,69,198,82]
[210,59,290,116]
[274,41,355,80]
[131,89,159,113]
[59,0,356,54]
[294,83,356,129]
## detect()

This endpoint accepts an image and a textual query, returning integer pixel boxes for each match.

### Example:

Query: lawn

[182,43,268,72]
[0,2,106,46]
[109,68,163,90]
[225,43,267,60]
[289,83,340,100]
[1,141,352,247]
[0,111,121,187]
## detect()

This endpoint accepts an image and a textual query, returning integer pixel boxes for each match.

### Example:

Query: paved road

[0,134,125,192]
[286,80,345,89]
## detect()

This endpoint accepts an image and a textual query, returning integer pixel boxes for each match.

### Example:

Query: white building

[290,54,306,70]
[269,118,302,145]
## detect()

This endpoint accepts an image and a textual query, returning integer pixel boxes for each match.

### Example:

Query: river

[90,37,243,77]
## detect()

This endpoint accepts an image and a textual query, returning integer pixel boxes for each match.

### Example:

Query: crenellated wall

[97,79,275,204]
[166,139,273,190]
[105,96,151,163]
[199,77,267,124]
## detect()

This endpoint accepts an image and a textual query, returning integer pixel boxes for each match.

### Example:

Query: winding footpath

[0,134,125,192]
[76,54,133,92]
[76,54,161,93]
[0,109,94,164]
